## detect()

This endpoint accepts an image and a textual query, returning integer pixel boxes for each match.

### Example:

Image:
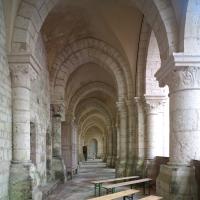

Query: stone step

[39,180,60,200]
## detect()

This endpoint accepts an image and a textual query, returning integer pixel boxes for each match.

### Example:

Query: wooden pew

[103,178,152,195]
[88,189,140,200]
[139,195,163,200]
[91,176,139,196]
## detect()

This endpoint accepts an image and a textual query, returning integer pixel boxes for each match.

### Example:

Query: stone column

[51,103,67,182]
[46,125,53,182]
[102,134,107,162]
[71,118,78,174]
[106,125,113,167]
[126,99,136,176]
[144,96,166,178]
[144,96,166,160]
[134,97,145,176]
[116,100,128,177]
[111,124,117,167]
[156,53,199,200]
[9,63,42,200]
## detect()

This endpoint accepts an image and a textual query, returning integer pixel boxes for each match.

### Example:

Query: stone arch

[75,99,113,124]
[12,0,177,60]
[52,38,129,101]
[145,31,168,96]
[78,111,109,126]
[78,115,107,161]
[82,120,106,137]
[67,81,116,110]
[78,109,111,131]
[136,19,151,97]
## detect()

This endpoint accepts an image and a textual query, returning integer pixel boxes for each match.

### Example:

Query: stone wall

[30,33,50,185]
[0,0,12,199]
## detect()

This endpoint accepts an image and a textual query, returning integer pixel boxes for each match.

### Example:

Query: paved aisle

[47,160,115,200]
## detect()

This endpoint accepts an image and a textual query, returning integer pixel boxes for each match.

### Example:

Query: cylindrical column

[106,125,113,167]
[111,124,117,167]
[144,96,165,160]
[51,103,66,182]
[11,64,31,162]
[52,115,62,157]
[134,97,145,175]
[156,56,200,199]
[169,72,200,165]
[126,99,136,175]
[116,100,128,177]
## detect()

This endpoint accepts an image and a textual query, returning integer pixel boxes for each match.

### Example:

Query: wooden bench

[91,176,139,196]
[103,178,152,195]
[139,195,163,200]
[88,189,140,200]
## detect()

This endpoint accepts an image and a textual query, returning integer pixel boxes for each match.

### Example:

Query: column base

[52,157,67,183]
[9,162,42,200]
[126,160,134,176]
[116,160,126,177]
[106,156,112,167]
[143,159,156,176]
[156,164,198,200]
[135,158,145,177]
[111,155,116,168]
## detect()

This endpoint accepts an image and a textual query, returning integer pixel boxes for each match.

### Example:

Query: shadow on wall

[193,160,200,199]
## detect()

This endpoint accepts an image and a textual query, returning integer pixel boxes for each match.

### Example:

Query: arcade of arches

[0,0,200,199]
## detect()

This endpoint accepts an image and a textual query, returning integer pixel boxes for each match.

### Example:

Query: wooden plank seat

[91,176,139,196]
[88,189,140,200]
[103,178,152,195]
[139,195,163,200]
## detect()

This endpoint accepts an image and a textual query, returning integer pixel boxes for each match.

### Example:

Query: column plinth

[156,53,199,199]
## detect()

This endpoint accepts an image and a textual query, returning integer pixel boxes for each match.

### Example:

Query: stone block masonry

[0,0,12,199]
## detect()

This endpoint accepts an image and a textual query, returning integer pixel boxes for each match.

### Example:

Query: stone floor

[47,160,152,200]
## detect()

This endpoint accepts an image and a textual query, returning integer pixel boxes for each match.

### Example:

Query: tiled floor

[47,160,151,200]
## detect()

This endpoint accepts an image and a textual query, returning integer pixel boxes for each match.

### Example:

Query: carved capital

[10,64,31,89]
[166,66,200,92]
[145,95,167,114]
[156,53,200,93]
[51,103,65,121]
[116,101,127,113]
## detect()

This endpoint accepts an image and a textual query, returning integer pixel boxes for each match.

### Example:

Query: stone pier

[116,100,128,177]
[156,54,199,200]
[51,104,67,183]
[9,63,42,200]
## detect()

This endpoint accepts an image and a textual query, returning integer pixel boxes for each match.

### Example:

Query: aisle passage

[47,160,115,200]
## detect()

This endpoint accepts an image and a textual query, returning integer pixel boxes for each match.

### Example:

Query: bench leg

[106,189,110,194]
[99,183,102,196]
[148,182,151,195]
[94,184,97,196]
[143,183,145,195]
[124,195,134,200]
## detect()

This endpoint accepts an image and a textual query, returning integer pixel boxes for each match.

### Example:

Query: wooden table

[91,176,139,196]
[139,195,163,200]
[103,178,152,195]
[88,189,140,200]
